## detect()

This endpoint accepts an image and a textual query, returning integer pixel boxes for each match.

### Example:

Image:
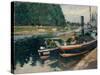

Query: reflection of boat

[58,40,97,57]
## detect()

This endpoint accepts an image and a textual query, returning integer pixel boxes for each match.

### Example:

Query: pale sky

[60,4,97,23]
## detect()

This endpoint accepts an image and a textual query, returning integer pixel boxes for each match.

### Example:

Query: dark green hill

[14,2,66,26]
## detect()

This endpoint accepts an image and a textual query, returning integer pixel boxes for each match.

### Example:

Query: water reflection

[14,35,85,73]
[14,36,45,68]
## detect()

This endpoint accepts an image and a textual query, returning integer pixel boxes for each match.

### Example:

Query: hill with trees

[14,2,66,26]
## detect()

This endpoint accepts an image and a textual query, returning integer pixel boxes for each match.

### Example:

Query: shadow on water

[14,36,46,69]
[14,34,61,69]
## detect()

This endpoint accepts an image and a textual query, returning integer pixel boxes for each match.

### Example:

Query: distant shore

[13,25,79,35]
[14,26,64,35]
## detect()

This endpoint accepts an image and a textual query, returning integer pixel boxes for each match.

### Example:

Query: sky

[60,4,97,23]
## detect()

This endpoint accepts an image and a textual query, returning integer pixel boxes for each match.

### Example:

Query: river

[14,34,84,74]
[14,30,97,74]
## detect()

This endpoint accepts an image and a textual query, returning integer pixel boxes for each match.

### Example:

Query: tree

[14,2,66,26]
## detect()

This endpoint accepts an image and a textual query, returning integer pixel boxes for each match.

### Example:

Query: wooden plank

[38,47,58,52]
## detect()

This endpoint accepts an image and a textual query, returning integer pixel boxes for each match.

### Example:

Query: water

[14,35,32,41]
[14,34,96,73]
[14,34,62,73]
[13,26,97,73]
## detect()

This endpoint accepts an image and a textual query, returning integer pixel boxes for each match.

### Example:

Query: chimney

[81,16,84,36]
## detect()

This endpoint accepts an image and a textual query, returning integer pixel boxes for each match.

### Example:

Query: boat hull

[59,40,97,57]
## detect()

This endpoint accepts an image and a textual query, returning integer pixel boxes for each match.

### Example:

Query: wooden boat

[38,47,58,59]
[37,39,97,58]
[58,40,97,57]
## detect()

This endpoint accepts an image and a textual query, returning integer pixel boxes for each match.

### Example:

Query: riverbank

[14,26,65,35]
[73,48,97,70]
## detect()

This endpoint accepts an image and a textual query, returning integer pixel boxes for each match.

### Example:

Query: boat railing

[54,39,97,48]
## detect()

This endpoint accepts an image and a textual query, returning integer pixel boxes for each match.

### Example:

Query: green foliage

[14,2,66,26]
[66,38,72,45]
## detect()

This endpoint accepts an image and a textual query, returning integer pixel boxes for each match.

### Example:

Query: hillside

[14,2,66,26]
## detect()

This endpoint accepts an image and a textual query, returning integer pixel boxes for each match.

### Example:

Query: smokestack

[81,16,84,36]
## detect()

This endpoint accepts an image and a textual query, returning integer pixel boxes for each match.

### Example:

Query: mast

[89,6,91,26]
